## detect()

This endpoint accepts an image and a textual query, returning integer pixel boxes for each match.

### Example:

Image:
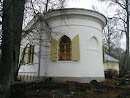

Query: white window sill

[56,60,75,63]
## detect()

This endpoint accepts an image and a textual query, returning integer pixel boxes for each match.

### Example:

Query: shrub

[105,69,118,78]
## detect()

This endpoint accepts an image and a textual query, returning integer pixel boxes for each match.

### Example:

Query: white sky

[67,0,117,17]
[67,0,94,9]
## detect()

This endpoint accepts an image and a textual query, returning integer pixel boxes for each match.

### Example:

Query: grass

[95,89,105,93]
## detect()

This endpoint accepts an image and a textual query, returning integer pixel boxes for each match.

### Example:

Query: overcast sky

[67,0,94,9]
[67,0,117,17]
[67,0,126,49]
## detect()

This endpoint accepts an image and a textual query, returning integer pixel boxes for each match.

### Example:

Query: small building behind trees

[104,54,120,77]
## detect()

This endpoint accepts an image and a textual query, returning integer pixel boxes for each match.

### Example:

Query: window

[28,44,34,63]
[50,34,80,61]
[89,37,99,50]
[20,43,34,64]
[59,35,71,60]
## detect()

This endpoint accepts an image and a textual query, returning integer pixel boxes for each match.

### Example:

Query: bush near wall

[105,69,118,78]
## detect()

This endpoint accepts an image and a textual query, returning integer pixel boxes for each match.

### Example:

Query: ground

[10,78,130,98]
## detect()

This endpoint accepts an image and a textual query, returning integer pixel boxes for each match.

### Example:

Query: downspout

[37,18,42,82]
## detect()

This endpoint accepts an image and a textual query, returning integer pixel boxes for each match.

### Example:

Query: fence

[17,72,37,82]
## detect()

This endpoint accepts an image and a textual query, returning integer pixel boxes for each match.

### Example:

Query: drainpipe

[37,19,42,82]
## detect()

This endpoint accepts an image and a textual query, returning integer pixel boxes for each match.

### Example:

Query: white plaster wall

[44,26,103,77]
[19,9,106,83]
[39,9,106,82]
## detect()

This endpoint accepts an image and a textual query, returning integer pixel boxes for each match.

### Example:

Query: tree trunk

[0,0,14,97]
[120,0,129,77]
[45,0,49,12]
[12,0,25,81]
[0,0,25,97]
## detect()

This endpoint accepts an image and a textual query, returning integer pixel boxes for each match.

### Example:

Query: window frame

[58,35,72,61]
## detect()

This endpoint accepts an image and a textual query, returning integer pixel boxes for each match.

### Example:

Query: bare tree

[0,0,25,97]
[103,17,122,55]
[19,0,68,74]
[0,0,68,97]
[23,0,67,27]
[98,0,129,77]
[92,3,122,55]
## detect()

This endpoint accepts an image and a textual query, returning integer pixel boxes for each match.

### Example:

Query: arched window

[20,43,35,64]
[89,37,99,50]
[59,35,71,60]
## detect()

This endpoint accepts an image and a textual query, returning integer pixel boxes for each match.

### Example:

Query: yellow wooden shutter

[20,49,23,62]
[20,48,26,64]
[30,43,35,63]
[50,37,57,61]
[102,41,105,63]
[24,47,29,64]
[72,34,80,60]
